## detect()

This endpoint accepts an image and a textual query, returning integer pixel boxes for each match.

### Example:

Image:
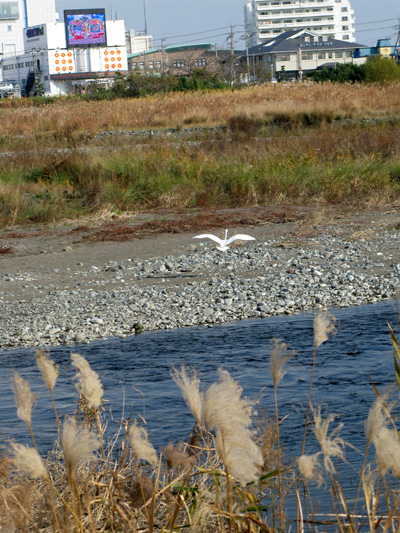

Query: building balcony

[258,19,336,28]
[257,9,336,18]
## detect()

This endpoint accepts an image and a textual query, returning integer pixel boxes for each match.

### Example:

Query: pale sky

[55,0,399,49]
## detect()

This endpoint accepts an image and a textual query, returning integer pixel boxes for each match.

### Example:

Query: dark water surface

[0,300,397,502]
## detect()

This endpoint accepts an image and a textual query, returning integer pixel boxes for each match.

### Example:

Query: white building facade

[125,29,153,54]
[1,19,128,96]
[0,0,57,58]
[245,0,355,47]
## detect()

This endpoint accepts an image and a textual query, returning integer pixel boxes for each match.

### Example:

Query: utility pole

[298,46,303,81]
[229,24,235,83]
[394,17,400,64]
[144,1,148,35]
[245,28,250,82]
[161,37,166,73]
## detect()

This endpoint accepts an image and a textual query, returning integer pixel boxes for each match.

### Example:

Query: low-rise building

[243,28,365,81]
[128,43,226,76]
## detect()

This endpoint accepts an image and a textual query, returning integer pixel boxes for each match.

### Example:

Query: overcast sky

[55,0,399,49]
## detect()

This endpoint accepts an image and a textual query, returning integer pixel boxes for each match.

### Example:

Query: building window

[0,2,19,20]
[149,61,154,69]
[276,54,290,61]
[317,52,326,59]
[343,35,349,40]
[341,6,348,11]
[7,24,11,31]
[335,51,343,58]
[302,52,313,60]
[328,52,333,58]
[342,25,348,30]
[346,51,353,57]
[342,16,348,21]
[194,58,206,67]
[156,60,161,69]
[173,60,185,68]
[132,62,137,68]
[139,61,144,69]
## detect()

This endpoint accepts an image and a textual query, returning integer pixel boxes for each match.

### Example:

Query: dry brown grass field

[0,82,399,226]
[0,82,399,135]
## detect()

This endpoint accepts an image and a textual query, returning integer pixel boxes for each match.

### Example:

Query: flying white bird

[193,229,255,252]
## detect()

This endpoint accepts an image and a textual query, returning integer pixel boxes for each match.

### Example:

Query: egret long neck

[224,229,228,241]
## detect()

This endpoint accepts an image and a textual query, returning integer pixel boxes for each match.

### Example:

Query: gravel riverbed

[1,213,400,349]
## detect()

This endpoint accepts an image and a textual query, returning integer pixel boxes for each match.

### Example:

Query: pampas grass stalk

[270,339,294,529]
[301,310,337,457]
[11,372,37,448]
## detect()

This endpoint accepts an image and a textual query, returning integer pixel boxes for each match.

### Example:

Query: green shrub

[365,56,400,84]
[308,62,366,83]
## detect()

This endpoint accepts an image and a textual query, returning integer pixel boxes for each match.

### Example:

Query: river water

[0,300,398,510]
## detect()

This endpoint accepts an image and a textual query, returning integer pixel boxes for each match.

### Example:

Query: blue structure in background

[358,38,395,58]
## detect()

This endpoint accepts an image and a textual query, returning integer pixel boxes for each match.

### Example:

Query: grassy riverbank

[0,83,400,226]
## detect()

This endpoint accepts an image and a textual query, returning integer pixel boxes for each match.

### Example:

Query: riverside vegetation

[3,312,400,531]
[0,82,400,226]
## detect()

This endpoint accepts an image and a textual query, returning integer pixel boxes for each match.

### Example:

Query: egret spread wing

[226,234,255,245]
[193,234,224,246]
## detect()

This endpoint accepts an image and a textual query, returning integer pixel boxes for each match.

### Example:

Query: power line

[354,18,395,26]
[356,25,396,33]
[158,25,232,40]
[152,24,245,44]
[153,32,235,49]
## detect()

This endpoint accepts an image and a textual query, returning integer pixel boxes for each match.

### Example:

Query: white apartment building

[245,0,355,47]
[0,0,57,58]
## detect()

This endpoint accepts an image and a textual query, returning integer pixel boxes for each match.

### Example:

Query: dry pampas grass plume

[312,405,346,475]
[163,442,196,472]
[36,348,59,393]
[365,392,400,477]
[171,365,203,425]
[11,443,47,479]
[11,372,35,425]
[373,427,400,477]
[297,452,324,487]
[62,416,100,474]
[129,420,158,466]
[71,353,103,409]
[204,368,263,486]
[365,391,391,447]
[269,338,295,389]
[314,309,337,348]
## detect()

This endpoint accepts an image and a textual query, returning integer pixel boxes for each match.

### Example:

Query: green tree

[34,76,45,97]
[308,62,366,83]
[365,56,400,84]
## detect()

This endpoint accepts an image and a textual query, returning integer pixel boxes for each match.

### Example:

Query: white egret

[193,229,255,252]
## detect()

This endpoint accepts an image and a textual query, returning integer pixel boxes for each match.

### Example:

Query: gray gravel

[1,229,399,349]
